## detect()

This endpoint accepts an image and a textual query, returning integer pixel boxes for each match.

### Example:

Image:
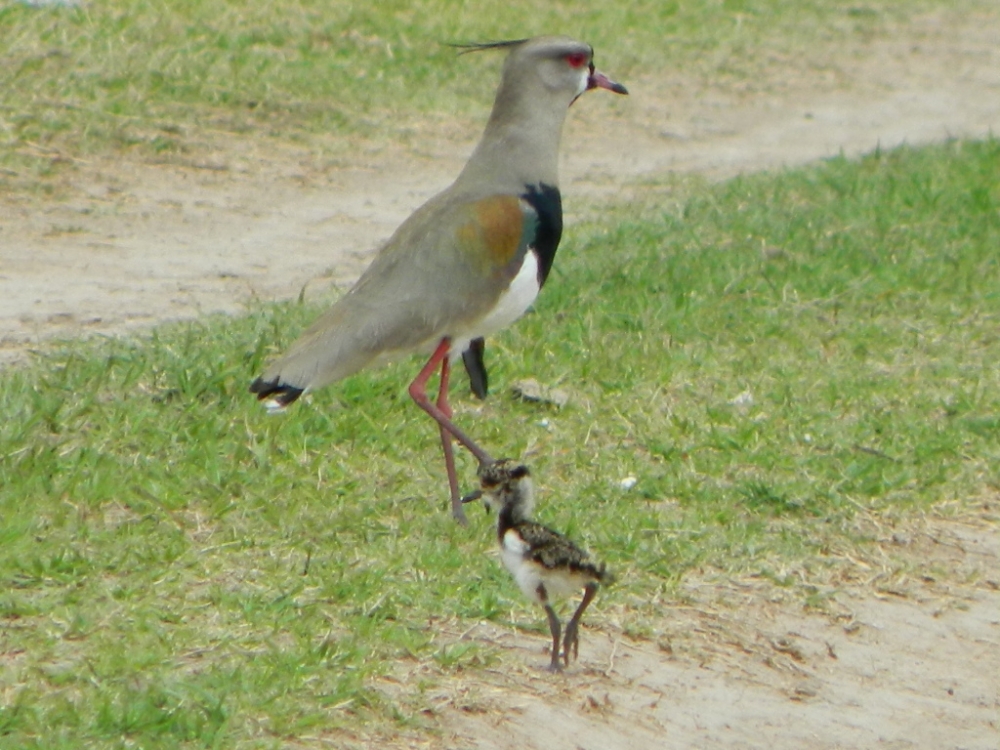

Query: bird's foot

[563,619,581,666]
[451,503,469,526]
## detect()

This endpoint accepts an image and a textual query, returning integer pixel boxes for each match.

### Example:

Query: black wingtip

[249,377,305,407]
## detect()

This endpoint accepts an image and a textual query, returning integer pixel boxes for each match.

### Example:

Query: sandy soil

[3,11,999,367]
[2,9,998,749]
[423,512,999,749]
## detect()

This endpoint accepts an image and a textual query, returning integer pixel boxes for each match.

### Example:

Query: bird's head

[462,458,535,520]
[456,36,628,110]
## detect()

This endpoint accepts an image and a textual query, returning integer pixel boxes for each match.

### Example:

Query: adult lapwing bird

[464,459,611,671]
[250,37,628,523]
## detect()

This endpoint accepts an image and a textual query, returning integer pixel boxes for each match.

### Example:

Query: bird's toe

[563,623,580,664]
[451,505,469,526]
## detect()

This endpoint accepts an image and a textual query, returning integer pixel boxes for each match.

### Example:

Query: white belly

[450,252,540,359]
[500,528,583,604]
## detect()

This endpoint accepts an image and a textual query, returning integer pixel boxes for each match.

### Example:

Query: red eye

[565,52,588,68]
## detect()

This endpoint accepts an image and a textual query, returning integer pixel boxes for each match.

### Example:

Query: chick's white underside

[500,527,592,603]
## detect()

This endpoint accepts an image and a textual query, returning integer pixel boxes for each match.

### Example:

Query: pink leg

[435,355,466,523]
[408,338,493,519]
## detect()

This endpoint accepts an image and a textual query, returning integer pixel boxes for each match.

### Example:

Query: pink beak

[588,67,629,96]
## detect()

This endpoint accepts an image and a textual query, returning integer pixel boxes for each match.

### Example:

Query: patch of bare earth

[2,9,998,749]
[2,10,998,366]
[402,508,998,750]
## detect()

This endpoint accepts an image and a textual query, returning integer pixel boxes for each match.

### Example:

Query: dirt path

[2,11,998,368]
[2,9,998,749]
[425,514,999,749]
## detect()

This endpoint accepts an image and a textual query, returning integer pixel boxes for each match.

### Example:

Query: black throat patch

[521,183,563,286]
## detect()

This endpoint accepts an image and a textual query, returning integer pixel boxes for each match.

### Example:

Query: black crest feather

[449,39,529,55]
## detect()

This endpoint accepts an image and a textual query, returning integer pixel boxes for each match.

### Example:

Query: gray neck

[455,81,569,192]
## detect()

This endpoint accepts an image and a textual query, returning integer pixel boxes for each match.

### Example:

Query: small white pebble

[803,433,813,443]
[619,476,638,491]
[538,418,550,429]
[729,389,754,407]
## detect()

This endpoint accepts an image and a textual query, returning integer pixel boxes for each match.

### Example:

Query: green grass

[2,137,999,746]
[1,0,989,190]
